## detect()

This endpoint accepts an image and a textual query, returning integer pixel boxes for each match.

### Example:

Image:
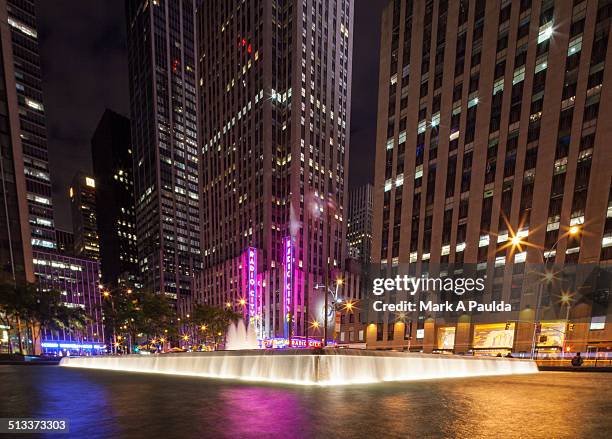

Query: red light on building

[247,44,252,54]
[242,38,246,46]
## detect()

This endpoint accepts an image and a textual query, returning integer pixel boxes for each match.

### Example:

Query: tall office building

[91,109,139,288]
[0,0,33,284]
[70,173,100,260]
[197,0,353,338]
[5,0,55,251]
[126,0,201,309]
[347,184,373,263]
[371,0,612,352]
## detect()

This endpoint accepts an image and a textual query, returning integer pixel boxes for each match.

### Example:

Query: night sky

[37,0,384,230]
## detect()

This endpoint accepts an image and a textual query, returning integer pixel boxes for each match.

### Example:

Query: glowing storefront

[472,323,516,355]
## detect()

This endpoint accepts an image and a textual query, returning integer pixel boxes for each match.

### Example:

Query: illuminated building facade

[0,0,34,285]
[197,0,354,338]
[91,109,139,288]
[347,183,373,263]
[33,250,105,354]
[70,173,100,261]
[6,0,56,251]
[370,0,612,353]
[126,0,201,311]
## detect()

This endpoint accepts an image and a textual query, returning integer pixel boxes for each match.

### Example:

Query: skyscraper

[125,0,201,310]
[91,109,139,288]
[370,0,612,352]
[197,0,353,339]
[6,0,55,251]
[70,173,100,260]
[0,0,33,284]
[347,184,373,263]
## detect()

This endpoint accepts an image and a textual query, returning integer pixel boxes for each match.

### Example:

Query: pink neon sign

[247,247,257,319]
[283,237,292,318]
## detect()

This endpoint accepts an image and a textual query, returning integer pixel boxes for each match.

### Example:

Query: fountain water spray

[226,320,259,350]
[60,349,537,385]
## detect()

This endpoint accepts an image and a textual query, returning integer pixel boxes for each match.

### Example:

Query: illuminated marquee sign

[262,338,337,349]
[283,236,293,336]
[247,247,258,320]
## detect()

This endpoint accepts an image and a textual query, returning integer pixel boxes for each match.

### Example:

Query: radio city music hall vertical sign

[283,236,293,337]
[247,247,258,322]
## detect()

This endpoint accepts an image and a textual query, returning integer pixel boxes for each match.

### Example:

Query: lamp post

[560,291,573,356]
[102,289,117,355]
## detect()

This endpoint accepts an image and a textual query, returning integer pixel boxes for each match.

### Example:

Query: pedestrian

[571,352,584,367]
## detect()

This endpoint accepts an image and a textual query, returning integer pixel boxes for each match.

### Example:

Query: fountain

[225,320,259,350]
[59,348,537,385]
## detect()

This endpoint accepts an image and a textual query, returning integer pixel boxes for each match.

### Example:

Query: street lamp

[560,291,573,355]
[102,290,117,354]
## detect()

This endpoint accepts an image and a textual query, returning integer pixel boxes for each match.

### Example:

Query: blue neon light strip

[42,341,105,350]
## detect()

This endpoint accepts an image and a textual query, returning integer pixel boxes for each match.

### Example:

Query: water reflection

[0,367,610,438]
[216,387,309,436]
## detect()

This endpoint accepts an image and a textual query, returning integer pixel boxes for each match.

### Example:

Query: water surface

[1,366,610,438]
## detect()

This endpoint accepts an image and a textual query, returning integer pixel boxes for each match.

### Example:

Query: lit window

[8,17,37,38]
[537,23,553,44]
[590,316,605,330]
[534,57,548,74]
[417,120,427,134]
[493,79,504,95]
[26,98,44,112]
[568,36,582,55]
[414,165,423,179]
[512,66,525,84]
[431,112,440,127]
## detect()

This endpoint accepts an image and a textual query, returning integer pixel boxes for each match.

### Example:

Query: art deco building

[371,0,612,353]
[70,173,100,261]
[0,0,33,284]
[347,183,373,263]
[91,109,139,288]
[197,0,353,339]
[5,0,55,251]
[126,0,201,310]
